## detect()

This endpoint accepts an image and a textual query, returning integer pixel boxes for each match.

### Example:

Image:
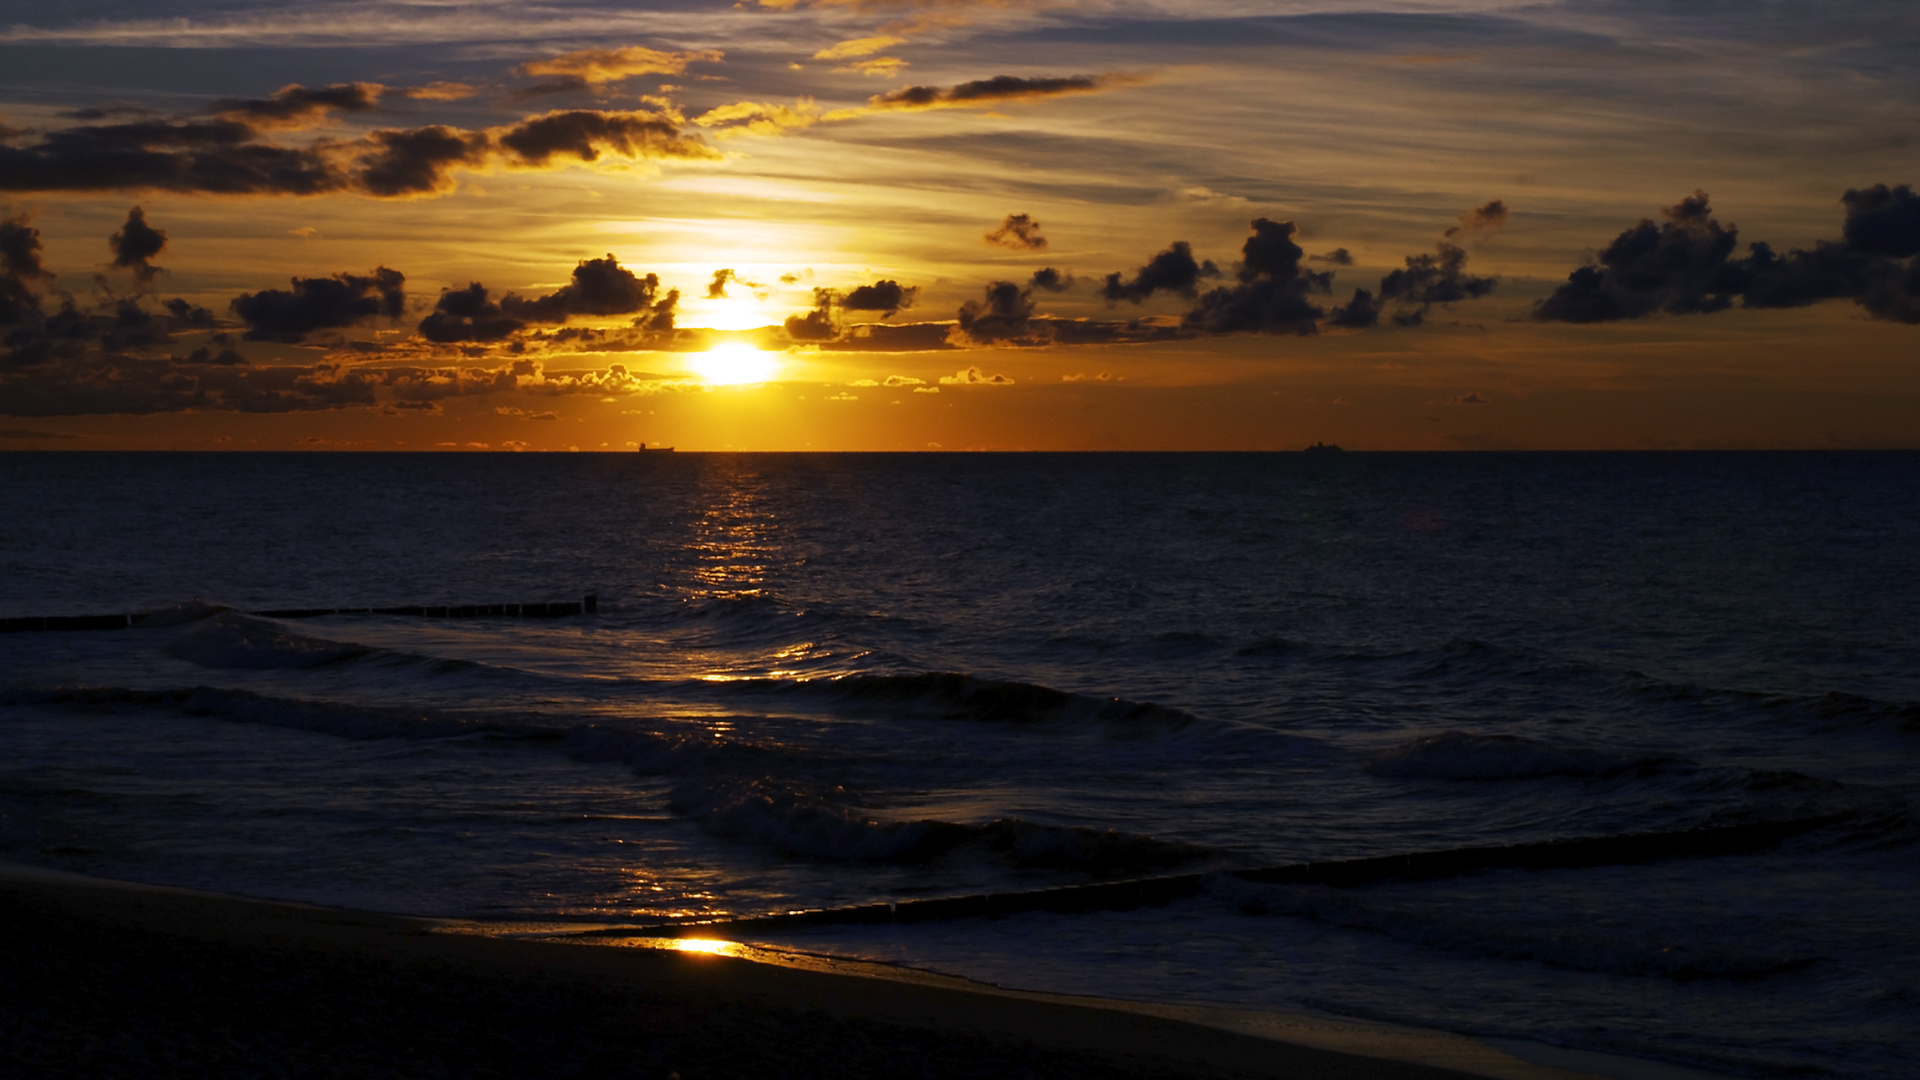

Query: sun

[691,341,779,385]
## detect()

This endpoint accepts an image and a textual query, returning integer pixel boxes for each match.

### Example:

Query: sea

[1,451,1914,1079]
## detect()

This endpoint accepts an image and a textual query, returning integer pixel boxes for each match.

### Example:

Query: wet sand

[0,862,1613,1080]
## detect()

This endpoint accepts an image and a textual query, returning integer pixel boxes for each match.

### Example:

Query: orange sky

[2,0,1917,449]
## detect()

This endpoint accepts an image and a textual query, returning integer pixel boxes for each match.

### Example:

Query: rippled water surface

[2,451,1915,1079]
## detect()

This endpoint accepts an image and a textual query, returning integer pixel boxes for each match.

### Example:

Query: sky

[1,0,1917,450]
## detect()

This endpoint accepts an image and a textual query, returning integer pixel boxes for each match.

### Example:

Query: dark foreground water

[1,452,1915,1079]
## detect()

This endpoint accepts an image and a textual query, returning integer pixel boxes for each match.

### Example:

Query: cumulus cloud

[1029,267,1074,291]
[1308,248,1353,265]
[230,268,405,342]
[517,46,724,86]
[1,208,53,326]
[107,206,167,285]
[956,280,1037,343]
[1101,241,1217,304]
[421,255,678,342]
[985,213,1047,250]
[1534,187,1920,325]
[1183,218,1331,335]
[209,83,384,129]
[1377,241,1496,326]
[940,365,1014,385]
[842,278,918,315]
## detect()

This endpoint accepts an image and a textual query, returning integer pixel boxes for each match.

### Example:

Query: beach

[0,862,1622,1080]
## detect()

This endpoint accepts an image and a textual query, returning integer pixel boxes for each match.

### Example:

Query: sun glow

[691,341,779,385]
[672,938,732,955]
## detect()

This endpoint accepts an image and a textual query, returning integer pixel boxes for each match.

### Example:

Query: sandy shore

[0,862,1629,1080]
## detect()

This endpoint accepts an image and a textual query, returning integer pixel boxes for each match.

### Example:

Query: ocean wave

[1217,879,1816,982]
[1365,731,1683,781]
[164,612,371,670]
[782,671,1199,726]
[557,723,1210,869]
[0,685,495,741]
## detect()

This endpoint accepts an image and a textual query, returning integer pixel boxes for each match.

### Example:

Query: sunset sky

[2,0,1917,450]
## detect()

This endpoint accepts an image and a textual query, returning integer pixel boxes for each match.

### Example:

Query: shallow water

[2,451,1915,1078]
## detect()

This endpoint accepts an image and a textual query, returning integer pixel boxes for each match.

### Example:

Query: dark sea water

[2,451,1915,1079]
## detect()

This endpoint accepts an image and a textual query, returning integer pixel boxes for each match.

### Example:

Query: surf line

[568,814,1849,940]
[0,595,599,632]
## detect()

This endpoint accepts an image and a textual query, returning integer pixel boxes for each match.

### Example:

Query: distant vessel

[1304,441,1343,453]
[637,443,674,452]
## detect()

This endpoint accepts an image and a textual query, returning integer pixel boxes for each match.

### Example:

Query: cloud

[1308,248,1353,265]
[1029,267,1073,291]
[209,83,383,129]
[0,427,77,438]
[1101,240,1217,304]
[230,268,405,342]
[1,209,53,326]
[421,256,678,342]
[985,212,1047,250]
[835,58,908,77]
[814,36,904,60]
[1183,218,1331,335]
[1377,241,1496,326]
[1451,392,1489,404]
[107,206,167,285]
[692,99,820,136]
[1534,187,1920,325]
[518,46,723,86]
[848,74,1140,115]
[783,287,838,341]
[707,268,757,299]
[1326,287,1381,329]
[495,109,719,167]
[355,125,493,197]
[1444,199,1509,240]
[940,365,1014,385]
[0,109,716,198]
[1841,184,1920,258]
[956,280,1037,342]
[842,278,918,314]
[398,82,478,102]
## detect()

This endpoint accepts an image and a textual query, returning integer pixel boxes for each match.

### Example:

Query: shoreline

[0,861,1725,1080]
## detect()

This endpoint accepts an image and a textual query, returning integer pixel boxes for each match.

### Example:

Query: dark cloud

[1,210,51,326]
[842,279,918,315]
[421,256,676,341]
[231,268,406,342]
[418,283,524,343]
[1029,267,1074,292]
[783,287,837,341]
[1326,288,1381,329]
[108,206,167,284]
[957,280,1038,343]
[1444,200,1509,240]
[1841,184,1920,259]
[496,110,717,167]
[500,255,672,322]
[1535,187,1920,325]
[865,74,1131,112]
[1101,241,1217,304]
[985,213,1047,250]
[209,83,384,129]
[356,126,493,198]
[1183,218,1331,335]
[1378,241,1496,325]
[0,118,343,196]
[0,110,714,199]
[706,268,762,299]
[1534,192,1742,322]
[0,354,380,416]
[1308,248,1354,265]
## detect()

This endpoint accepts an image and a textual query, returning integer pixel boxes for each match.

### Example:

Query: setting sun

[690,342,779,386]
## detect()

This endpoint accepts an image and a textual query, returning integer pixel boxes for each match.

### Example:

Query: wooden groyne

[0,594,597,633]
